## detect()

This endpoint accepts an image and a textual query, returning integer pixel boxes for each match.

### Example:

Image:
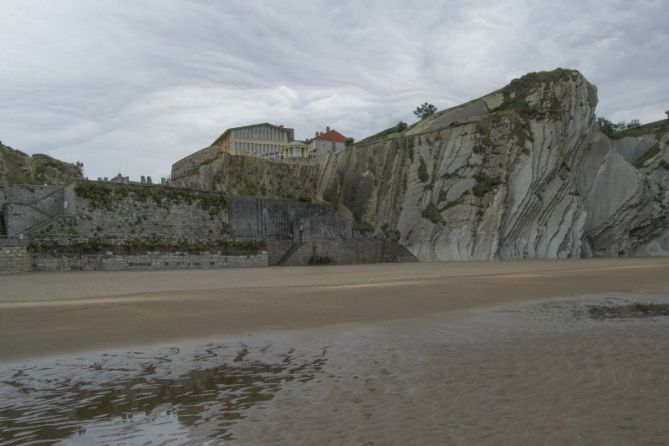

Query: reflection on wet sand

[0,344,326,445]
[3,295,669,445]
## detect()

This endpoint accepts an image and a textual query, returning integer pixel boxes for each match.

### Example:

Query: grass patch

[633,144,660,168]
[499,68,577,118]
[613,119,669,140]
[357,121,409,144]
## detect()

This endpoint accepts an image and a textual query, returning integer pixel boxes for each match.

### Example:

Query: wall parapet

[171,145,220,180]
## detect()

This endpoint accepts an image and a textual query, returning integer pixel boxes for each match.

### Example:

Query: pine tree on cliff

[414,103,437,119]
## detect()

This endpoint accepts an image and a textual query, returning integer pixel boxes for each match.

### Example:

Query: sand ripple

[2,294,669,445]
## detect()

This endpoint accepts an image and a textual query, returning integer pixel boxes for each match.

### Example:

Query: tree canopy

[414,102,437,119]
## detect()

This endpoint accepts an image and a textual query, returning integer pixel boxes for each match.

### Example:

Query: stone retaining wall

[31,250,267,272]
[171,145,220,180]
[0,240,31,273]
[281,239,415,266]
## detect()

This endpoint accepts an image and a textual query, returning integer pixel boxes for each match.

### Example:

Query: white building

[307,127,348,158]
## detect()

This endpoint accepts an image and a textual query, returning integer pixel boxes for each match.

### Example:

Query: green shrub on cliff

[352,219,374,231]
[418,157,430,183]
[472,172,503,197]
[633,144,660,168]
[381,223,401,239]
[422,201,443,224]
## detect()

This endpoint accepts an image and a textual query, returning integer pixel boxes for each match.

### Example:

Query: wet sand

[3,259,669,444]
[3,295,669,445]
[2,258,669,359]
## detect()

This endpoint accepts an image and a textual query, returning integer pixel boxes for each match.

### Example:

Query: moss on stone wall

[74,181,227,215]
[29,237,265,255]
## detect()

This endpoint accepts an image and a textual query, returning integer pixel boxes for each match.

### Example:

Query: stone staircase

[277,242,304,266]
[1,185,65,238]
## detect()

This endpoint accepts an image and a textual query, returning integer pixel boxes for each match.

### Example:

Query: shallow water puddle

[0,343,326,445]
[3,294,669,445]
[587,302,669,319]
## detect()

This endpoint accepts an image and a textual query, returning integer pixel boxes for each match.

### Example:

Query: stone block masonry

[31,250,267,272]
[0,240,31,273]
[229,196,350,241]
[0,180,407,273]
[279,239,417,266]
[171,145,220,180]
[30,181,231,245]
[1,184,64,237]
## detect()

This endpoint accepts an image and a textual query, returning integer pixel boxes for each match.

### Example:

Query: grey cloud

[0,0,667,180]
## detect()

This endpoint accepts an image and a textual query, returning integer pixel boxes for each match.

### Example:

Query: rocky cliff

[0,142,83,185]
[177,68,669,260]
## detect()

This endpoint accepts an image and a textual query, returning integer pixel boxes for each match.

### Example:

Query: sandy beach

[2,258,669,360]
[3,258,669,445]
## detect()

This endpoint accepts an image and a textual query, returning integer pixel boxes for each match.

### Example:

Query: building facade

[283,140,308,159]
[171,123,349,180]
[213,123,295,161]
[307,127,347,158]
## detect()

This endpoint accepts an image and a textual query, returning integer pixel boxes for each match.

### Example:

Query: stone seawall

[0,241,267,273]
[229,196,350,240]
[31,250,267,272]
[0,180,411,273]
[22,181,231,245]
[0,239,31,273]
[280,239,417,266]
[1,184,64,237]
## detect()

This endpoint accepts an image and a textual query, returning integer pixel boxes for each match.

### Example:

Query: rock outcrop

[0,142,83,185]
[178,68,669,260]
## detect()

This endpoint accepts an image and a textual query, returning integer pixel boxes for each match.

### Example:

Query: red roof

[311,129,347,143]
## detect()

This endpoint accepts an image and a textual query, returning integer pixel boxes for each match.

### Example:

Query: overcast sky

[0,0,667,180]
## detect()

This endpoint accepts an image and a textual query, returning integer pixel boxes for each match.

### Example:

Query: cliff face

[0,142,83,185]
[173,151,322,202]
[176,69,669,260]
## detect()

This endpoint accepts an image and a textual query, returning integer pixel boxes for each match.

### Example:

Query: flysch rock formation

[177,68,669,260]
